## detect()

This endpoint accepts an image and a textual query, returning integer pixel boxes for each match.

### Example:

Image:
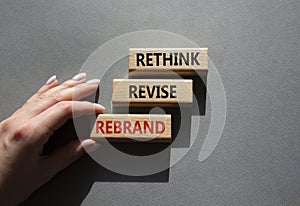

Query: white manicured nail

[81,139,101,153]
[72,73,87,81]
[86,79,100,84]
[45,75,57,85]
[94,103,105,111]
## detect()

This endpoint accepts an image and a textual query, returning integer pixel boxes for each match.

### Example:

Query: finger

[47,80,100,102]
[45,74,87,96]
[20,75,99,119]
[38,75,59,93]
[28,73,87,105]
[10,75,59,118]
[32,101,105,143]
[69,80,100,100]
[29,81,99,118]
[40,139,100,178]
[28,75,60,102]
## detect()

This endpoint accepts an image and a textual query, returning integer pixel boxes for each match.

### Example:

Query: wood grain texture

[112,79,193,107]
[128,48,208,76]
[90,114,171,142]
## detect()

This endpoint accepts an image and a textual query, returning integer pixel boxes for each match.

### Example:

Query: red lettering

[124,121,132,134]
[156,121,165,134]
[96,120,166,135]
[133,121,142,134]
[114,121,122,134]
[144,121,154,134]
[96,121,104,134]
[106,120,112,134]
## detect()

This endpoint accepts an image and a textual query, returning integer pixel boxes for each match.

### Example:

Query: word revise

[129,48,208,76]
[90,114,171,142]
[112,79,193,107]
[129,85,177,99]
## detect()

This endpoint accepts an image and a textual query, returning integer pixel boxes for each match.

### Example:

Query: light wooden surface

[112,79,193,107]
[90,114,172,142]
[128,48,208,76]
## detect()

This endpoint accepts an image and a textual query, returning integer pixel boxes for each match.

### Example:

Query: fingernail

[94,103,105,111]
[81,139,101,153]
[72,72,87,81]
[45,75,57,85]
[86,79,100,84]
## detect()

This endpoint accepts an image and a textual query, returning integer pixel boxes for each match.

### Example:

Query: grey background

[0,0,299,205]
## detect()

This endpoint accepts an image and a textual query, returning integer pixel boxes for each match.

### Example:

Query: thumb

[42,139,100,177]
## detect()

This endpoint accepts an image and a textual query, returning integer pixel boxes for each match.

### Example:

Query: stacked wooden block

[90,48,208,143]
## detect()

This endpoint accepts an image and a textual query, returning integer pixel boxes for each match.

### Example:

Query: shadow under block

[128,48,208,76]
[90,114,172,143]
[112,79,193,107]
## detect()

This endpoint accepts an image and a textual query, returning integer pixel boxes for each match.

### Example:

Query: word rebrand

[90,114,171,142]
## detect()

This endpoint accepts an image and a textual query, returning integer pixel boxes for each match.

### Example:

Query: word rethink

[129,48,208,76]
[136,52,201,66]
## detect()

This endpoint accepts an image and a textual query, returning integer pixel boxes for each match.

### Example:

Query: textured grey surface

[0,0,300,205]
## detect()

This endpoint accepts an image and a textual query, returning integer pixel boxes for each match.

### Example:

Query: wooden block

[112,79,193,107]
[128,48,208,76]
[90,114,172,142]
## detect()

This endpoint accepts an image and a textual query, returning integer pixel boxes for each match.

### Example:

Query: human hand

[0,73,104,205]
